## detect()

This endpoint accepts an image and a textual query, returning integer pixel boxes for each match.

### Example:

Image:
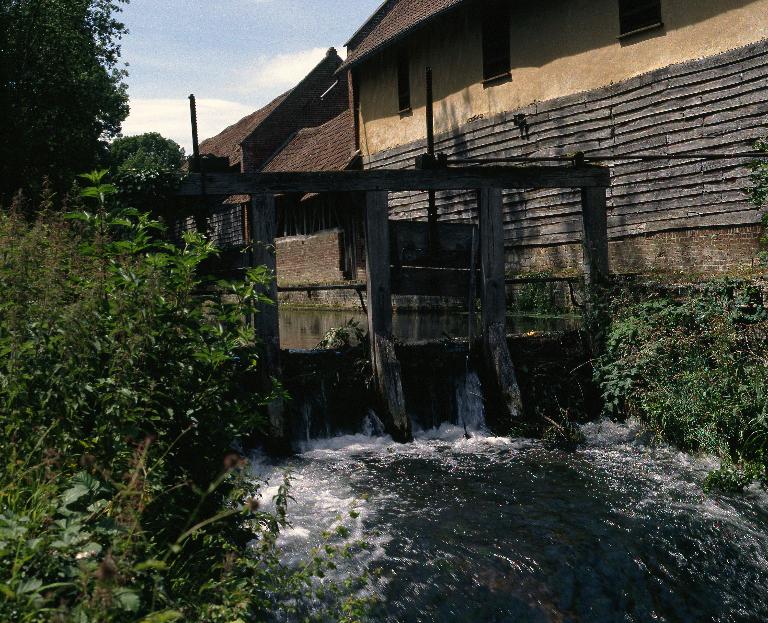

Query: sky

[119,0,382,152]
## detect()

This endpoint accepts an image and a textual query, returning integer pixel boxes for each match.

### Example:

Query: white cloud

[233,45,346,95]
[121,46,348,151]
[121,97,255,152]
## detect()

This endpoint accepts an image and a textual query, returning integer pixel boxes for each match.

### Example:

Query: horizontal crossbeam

[177,166,610,196]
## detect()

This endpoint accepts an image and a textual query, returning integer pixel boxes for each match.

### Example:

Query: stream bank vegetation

[0,174,373,622]
[596,279,768,492]
[596,143,768,492]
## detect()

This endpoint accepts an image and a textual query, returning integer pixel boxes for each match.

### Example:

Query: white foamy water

[249,418,768,622]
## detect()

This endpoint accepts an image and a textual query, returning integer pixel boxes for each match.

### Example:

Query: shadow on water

[279,307,581,350]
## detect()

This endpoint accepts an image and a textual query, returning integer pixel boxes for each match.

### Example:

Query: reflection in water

[279,307,581,350]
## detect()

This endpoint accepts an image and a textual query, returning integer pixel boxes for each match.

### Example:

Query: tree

[109,132,185,173]
[0,0,130,199]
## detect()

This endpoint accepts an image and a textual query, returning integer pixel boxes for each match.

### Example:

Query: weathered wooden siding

[365,40,768,254]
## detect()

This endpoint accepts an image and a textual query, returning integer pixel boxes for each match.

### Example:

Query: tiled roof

[342,0,466,69]
[263,110,357,173]
[199,90,290,167]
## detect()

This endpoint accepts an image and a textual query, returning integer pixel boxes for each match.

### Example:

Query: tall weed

[0,173,372,621]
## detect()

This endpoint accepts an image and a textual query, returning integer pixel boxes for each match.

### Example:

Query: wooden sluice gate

[178,164,611,443]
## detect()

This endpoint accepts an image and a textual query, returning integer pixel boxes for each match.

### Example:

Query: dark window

[397,51,411,112]
[482,1,511,83]
[619,0,662,36]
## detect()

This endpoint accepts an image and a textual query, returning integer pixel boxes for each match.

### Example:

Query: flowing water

[252,381,768,621]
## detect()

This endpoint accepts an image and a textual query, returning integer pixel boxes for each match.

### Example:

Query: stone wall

[507,224,763,275]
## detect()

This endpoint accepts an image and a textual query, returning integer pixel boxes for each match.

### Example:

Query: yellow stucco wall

[356,0,768,156]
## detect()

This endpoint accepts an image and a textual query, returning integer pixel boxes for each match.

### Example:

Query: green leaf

[140,612,184,623]
[134,559,169,572]
[16,578,43,595]
[114,589,141,612]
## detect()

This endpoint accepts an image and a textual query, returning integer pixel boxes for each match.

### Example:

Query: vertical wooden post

[425,67,440,260]
[580,188,609,289]
[467,225,479,345]
[365,191,411,442]
[580,187,610,354]
[249,193,286,443]
[479,188,522,427]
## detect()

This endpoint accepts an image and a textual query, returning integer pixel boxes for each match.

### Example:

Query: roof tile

[262,110,356,173]
[343,0,466,69]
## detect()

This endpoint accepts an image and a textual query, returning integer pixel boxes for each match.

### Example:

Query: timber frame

[178,164,610,442]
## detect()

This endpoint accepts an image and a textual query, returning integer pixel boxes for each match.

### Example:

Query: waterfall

[284,347,490,445]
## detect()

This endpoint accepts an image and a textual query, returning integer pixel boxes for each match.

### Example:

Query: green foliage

[596,281,768,490]
[316,320,367,351]
[541,411,586,451]
[109,133,185,174]
[509,272,566,315]
[0,0,130,197]
[111,168,184,222]
[0,174,372,621]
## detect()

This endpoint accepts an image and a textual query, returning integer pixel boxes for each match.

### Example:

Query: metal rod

[189,94,207,232]
[278,284,366,293]
[425,67,439,259]
[189,94,201,171]
[425,68,435,156]
[449,152,768,165]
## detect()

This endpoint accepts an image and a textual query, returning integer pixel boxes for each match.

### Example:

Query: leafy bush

[109,133,185,174]
[509,272,567,315]
[316,320,367,351]
[0,173,372,621]
[596,281,768,490]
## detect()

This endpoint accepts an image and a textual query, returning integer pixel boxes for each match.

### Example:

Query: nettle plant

[0,172,373,621]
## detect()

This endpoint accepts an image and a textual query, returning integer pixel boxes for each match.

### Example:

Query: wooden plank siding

[364,39,768,249]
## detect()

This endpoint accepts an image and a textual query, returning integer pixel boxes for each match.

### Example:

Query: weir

[278,330,595,450]
[178,163,610,444]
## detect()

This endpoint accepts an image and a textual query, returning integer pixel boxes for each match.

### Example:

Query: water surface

[254,420,768,622]
[279,307,580,350]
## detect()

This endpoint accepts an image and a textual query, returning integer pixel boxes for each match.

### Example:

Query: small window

[482,1,511,83]
[397,51,411,112]
[619,0,662,36]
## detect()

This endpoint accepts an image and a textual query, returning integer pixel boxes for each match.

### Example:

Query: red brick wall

[506,225,764,276]
[276,229,346,285]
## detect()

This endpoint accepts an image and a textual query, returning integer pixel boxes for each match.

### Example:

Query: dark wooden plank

[479,188,522,427]
[178,166,611,196]
[390,220,474,268]
[581,188,610,288]
[365,191,411,442]
[391,267,470,298]
[249,193,286,443]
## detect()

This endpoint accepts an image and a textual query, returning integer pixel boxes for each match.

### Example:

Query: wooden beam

[580,188,610,289]
[365,191,411,442]
[479,188,523,428]
[580,187,610,355]
[468,226,479,344]
[391,267,470,298]
[249,193,287,444]
[178,166,611,196]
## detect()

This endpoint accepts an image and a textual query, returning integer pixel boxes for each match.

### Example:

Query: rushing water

[253,416,768,622]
